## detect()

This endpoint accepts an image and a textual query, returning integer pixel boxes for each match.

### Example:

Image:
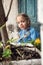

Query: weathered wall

[3,0,18,26]
[3,0,18,39]
[38,0,43,24]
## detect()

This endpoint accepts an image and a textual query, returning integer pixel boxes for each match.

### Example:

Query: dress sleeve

[30,28,39,40]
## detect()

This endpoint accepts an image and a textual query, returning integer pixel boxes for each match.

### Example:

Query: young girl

[16,13,39,43]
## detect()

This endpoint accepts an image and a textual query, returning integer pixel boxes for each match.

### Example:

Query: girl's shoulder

[30,27,35,32]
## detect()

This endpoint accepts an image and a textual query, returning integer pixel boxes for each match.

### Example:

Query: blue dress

[17,27,39,43]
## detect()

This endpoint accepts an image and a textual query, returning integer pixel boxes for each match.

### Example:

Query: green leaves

[7,38,18,44]
[2,48,12,58]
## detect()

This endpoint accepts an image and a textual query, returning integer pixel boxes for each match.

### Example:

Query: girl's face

[17,16,29,30]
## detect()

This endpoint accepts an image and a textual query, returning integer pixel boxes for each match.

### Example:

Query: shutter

[18,0,37,23]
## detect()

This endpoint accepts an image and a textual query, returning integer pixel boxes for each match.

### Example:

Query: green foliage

[34,42,41,51]
[2,48,12,59]
[7,38,18,44]
[29,39,41,51]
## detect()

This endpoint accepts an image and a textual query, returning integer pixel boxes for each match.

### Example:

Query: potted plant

[2,45,12,60]
[34,38,41,51]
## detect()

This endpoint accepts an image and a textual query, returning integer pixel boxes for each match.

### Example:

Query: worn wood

[0,26,9,44]
[0,0,9,44]
[0,0,7,27]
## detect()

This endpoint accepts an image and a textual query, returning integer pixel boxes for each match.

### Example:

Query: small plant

[26,38,41,51]
[34,38,41,50]
[7,38,18,44]
[2,45,12,60]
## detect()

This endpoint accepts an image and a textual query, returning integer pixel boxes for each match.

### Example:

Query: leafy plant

[2,46,12,59]
[25,38,41,50]
[7,38,18,44]
[34,38,41,50]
